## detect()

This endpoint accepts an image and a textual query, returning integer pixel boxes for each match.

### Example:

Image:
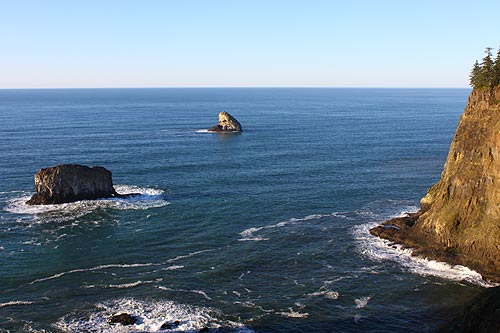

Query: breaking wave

[353,220,497,288]
[54,298,253,333]
[3,185,168,221]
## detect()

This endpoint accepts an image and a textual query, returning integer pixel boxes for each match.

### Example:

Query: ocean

[0,88,489,332]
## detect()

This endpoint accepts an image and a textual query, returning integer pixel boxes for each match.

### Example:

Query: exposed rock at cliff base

[26,164,138,205]
[209,111,243,132]
[370,87,500,282]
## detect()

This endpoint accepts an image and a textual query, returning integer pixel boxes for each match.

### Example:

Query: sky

[1,0,500,88]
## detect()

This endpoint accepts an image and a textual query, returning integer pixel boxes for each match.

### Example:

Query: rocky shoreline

[370,87,500,284]
[370,212,499,283]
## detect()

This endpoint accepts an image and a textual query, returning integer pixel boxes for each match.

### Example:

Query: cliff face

[371,87,500,281]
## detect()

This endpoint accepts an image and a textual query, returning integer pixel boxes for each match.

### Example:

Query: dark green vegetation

[470,47,500,88]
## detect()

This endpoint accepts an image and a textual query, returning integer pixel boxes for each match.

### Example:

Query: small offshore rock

[209,111,242,132]
[26,164,139,205]
[108,313,137,325]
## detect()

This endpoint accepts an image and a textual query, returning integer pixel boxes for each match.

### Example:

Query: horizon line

[0,86,471,90]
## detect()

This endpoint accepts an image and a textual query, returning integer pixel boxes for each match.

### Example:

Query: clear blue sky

[2,0,499,88]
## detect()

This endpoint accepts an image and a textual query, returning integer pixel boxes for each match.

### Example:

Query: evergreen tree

[470,60,481,88]
[481,47,494,88]
[492,47,500,87]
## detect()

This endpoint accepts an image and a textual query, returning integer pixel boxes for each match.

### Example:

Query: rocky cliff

[26,164,134,205]
[209,111,243,132]
[371,87,500,282]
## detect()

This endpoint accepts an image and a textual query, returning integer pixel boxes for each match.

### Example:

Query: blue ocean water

[0,88,486,332]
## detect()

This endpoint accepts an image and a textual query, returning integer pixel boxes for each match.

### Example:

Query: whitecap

[308,290,339,300]
[161,265,184,271]
[238,271,251,280]
[54,298,253,333]
[353,221,497,288]
[354,296,371,309]
[307,281,340,300]
[276,308,309,318]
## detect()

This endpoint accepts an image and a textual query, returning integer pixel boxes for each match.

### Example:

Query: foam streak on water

[0,300,35,308]
[31,249,212,285]
[31,263,161,284]
[238,213,334,241]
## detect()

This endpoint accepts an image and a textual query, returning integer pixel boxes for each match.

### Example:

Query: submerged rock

[370,87,500,282]
[26,164,138,205]
[108,313,138,326]
[209,111,242,132]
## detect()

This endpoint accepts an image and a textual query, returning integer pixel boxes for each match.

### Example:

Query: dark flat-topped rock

[108,313,138,326]
[209,111,242,132]
[26,164,139,205]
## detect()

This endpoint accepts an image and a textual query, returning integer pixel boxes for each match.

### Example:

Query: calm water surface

[0,88,485,332]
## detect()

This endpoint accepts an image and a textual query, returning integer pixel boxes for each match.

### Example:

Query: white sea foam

[238,271,251,280]
[353,221,497,288]
[354,296,371,309]
[0,300,34,308]
[32,249,212,285]
[276,308,309,318]
[31,263,160,284]
[157,286,212,300]
[238,213,333,241]
[84,278,163,290]
[195,129,212,133]
[162,265,184,271]
[3,185,168,217]
[308,289,339,300]
[166,249,215,263]
[54,298,253,333]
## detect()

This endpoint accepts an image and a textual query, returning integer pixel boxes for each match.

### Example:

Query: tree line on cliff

[470,47,500,89]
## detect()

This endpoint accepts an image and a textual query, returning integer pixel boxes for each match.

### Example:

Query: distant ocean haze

[0,88,482,333]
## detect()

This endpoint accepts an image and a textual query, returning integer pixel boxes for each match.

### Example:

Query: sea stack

[370,87,500,282]
[26,164,136,205]
[209,111,243,132]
